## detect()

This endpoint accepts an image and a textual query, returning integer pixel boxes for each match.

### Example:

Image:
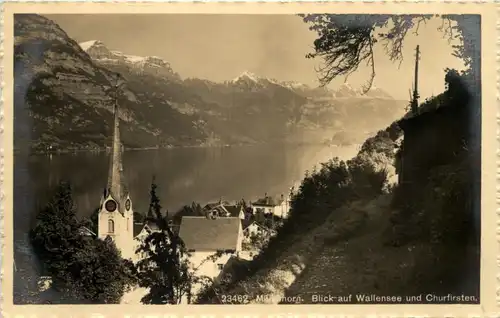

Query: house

[178,216,243,291]
[203,200,245,219]
[131,220,161,262]
[396,91,469,188]
[251,193,290,218]
[243,221,277,238]
[242,221,277,252]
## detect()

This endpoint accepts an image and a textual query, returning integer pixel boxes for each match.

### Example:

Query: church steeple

[98,74,135,261]
[105,76,128,215]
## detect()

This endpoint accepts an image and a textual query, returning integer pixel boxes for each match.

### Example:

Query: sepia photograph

[8,6,488,308]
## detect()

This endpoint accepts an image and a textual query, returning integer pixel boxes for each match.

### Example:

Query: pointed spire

[107,74,127,213]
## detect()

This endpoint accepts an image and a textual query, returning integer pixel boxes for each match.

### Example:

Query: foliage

[146,176,163,220]
[135,178,193,304]
[300,14,480,95]
[30,181,83,273]
[81,207,100,234]
[30,181,135,303]
[55,238,138,303]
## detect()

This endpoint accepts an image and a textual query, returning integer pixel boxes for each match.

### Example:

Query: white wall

[189,251,232,296]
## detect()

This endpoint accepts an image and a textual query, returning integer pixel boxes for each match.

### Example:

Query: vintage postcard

[1,1,498,317]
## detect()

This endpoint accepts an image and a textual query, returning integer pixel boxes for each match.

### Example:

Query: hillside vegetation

[195,75,479,303]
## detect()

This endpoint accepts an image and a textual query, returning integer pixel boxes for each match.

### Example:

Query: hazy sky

[46,14,466,100]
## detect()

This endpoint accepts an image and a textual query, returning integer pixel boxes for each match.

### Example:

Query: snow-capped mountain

[334,82,362,98]
[80,40,181,81]
[332,82,394,100]
[17,14,406,152]
[231,71,261,84]
[364,85,394,99]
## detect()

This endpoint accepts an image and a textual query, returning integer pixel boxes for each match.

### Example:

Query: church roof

[105,94,129,215]
[178,216,241,252]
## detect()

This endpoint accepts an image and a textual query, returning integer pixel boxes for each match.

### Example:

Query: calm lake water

[13,144,359,302]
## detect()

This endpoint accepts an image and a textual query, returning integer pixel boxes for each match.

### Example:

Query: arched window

[108,219,115,233]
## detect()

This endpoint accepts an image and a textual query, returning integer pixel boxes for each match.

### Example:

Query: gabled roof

[241,218,253,230]
[252,196,284,207]
[179,216,241,252]
[243,221,276,234]
[133,220,160,238]
[225,205,244,217]
[204,201,231,210]
[133,223,146,237]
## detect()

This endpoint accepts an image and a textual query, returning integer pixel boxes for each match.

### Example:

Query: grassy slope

[196,97,479,303]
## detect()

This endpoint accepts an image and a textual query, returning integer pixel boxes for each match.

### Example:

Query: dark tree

[58,238,137,303]
[147,175,162,221]
[30,181,83,273]
[30,181,135,303]
[136,178,192,304]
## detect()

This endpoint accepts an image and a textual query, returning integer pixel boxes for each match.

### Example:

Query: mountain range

[14,14,407,153]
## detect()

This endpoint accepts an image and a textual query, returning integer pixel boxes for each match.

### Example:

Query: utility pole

[411,45,420,115]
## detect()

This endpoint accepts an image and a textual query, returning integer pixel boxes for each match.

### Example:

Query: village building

[178,216,244,292]
[395,45,470,188]
[251,193,290,219]
[203,200,246,219]
[243,221,277,238]
[242,221,277,252]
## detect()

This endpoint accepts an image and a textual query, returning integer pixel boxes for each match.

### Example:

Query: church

[96,95,136,260]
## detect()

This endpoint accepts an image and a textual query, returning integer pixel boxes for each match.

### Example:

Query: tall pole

[411,45,420,115]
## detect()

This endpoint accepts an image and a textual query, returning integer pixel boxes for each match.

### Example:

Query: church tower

[98,80,135,260]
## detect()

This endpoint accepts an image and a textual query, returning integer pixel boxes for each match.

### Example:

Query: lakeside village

[31,97,293,303]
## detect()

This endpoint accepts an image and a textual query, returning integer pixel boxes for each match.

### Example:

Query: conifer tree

[136,177,193,304]
[147,175,163,221]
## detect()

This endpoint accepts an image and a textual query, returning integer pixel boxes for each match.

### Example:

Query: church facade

[97,98,135,260]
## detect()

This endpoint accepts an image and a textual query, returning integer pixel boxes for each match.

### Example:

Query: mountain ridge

[79,40,396,101]
[15,14,407,153]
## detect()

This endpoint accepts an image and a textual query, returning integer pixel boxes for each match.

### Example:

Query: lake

[13,144,359,302]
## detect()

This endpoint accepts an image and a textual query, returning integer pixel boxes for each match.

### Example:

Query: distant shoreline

[15,140,357,156]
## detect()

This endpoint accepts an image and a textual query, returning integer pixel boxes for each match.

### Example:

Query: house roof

[179,216,241,252]
[243,221,276,234]
[133,223,146,237]
[225,205,243,217]
[133,220,160,237]
[241,218,253,230]
[252,196,284,207]
[399,93,451,124]
[204,201,231,210]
